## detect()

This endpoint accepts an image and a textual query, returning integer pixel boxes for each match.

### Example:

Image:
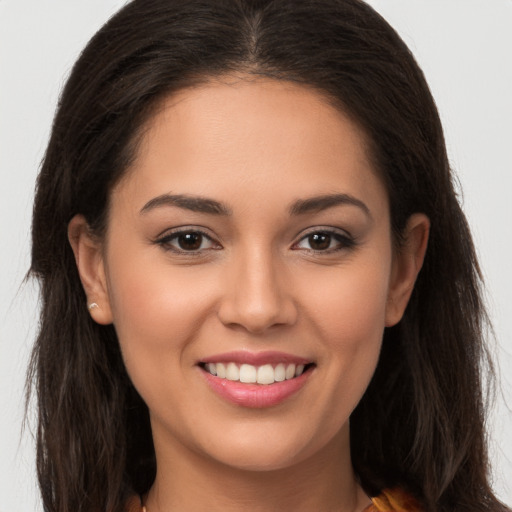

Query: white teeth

[226,362,239,381]
[204,362,307,385]
[206,363,217,376]
[285,363,296,380]
[257,364,275,384]
[274,363,286,382]
[216,362,226,378]
[239,364,257,383]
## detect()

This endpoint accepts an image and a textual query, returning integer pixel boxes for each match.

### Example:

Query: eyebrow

[289,193,371,218]
[140,192,370,218]
[140,194,232,216]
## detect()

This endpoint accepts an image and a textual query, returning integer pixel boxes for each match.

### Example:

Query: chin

[208,446,309,473]
[194,422,344,474]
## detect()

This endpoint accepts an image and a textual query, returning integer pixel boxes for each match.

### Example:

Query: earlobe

[385,213,430,327]
[68,214,113,325]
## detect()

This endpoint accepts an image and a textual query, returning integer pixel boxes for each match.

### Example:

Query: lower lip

[201,367,312,408]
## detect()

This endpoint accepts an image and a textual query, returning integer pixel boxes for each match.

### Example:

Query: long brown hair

[28,1,508,511]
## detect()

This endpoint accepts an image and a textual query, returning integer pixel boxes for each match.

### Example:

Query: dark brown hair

[28,1,508,511]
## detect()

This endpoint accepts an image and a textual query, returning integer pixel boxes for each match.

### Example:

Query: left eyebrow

[140,193,232,216]
[289,193,371,218]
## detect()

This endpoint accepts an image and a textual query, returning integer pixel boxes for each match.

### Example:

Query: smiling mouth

[199,362,315,385]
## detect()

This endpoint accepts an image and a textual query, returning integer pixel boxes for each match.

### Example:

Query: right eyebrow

[289,193,371,219]
[140,194,232,216]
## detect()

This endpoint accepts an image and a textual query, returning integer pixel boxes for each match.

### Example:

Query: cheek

[301,254,391,398]
[104,243,216,381]
[306,256,391,342]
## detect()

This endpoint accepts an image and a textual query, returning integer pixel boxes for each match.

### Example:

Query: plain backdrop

[1,1,511,510]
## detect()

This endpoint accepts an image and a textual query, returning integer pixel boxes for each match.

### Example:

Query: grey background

[1,1,510,510]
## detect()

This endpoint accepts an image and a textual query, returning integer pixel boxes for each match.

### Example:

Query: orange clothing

[126,487,422,511]
[365,488,422,512]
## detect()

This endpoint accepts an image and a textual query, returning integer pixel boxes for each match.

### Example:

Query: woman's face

[75,77,426,472]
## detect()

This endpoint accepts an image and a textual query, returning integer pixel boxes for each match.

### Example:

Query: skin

[69,77,429,512]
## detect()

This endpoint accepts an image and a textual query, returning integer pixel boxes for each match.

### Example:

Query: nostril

[217,295,298,333]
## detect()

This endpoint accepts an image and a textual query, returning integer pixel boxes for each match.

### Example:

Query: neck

[145,423,370,512]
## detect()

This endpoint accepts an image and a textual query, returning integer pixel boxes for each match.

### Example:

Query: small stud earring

[88,302,99,310]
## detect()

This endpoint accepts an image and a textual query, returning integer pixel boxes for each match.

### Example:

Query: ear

[385,213,430,327]
[68,214,113,325]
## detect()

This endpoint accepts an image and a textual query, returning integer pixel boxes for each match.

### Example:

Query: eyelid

[153,225,355,255]
[154,223,216,239]
[293,225,353,241]
[291,226,356,252]
[154,226,222,254]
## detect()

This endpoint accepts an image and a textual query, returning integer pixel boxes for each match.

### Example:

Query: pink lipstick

[198,351,314,408]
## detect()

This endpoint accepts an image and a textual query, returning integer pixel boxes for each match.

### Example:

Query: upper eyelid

[155,225,218,240]
[153,225,353,248]
[154,228,222,254]
[293,225,353,241]
[154,235,219,261]
[291,227,356,252]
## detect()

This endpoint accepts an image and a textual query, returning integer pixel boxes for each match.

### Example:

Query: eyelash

[154,227,356,255]
[292,228,356,254]
[154,228,220,255]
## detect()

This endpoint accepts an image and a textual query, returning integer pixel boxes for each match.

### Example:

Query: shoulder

[365,488,422,512]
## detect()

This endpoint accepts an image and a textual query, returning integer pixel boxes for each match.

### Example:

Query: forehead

[113,77,388,216]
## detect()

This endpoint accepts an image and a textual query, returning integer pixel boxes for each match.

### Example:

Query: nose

[217,247,298,334]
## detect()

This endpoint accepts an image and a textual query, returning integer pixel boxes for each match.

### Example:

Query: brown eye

[177,232,203,251]
[294,229,355,253]
[156,229,218,253]
[308,232,331,250]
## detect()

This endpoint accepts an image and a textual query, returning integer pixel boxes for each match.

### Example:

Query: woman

[27,1,509,511]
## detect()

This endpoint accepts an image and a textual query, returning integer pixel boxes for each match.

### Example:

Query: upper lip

[198,350,312,366]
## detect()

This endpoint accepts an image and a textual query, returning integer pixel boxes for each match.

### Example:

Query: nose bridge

[218,241,296,333]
